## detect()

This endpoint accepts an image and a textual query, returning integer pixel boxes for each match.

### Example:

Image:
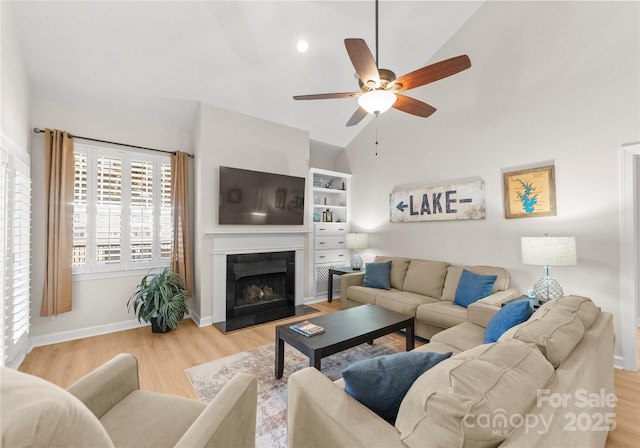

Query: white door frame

[620,143,639,372]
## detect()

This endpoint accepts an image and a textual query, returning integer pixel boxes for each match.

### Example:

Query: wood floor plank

[17,300,639,447]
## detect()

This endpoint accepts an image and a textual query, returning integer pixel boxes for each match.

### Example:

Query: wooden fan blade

[393,95,437,118]
[345,38,380,88]
[389,55,471,92]
[293,92,359,100]
[346,107,368,127]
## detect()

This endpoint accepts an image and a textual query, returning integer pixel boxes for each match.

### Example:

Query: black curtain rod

[33,128,194,159]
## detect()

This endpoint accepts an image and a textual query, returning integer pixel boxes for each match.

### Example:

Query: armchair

[1,353,257,448]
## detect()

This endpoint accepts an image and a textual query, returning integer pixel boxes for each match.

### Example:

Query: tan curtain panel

[41,129,74,316]
[171,151,193,296]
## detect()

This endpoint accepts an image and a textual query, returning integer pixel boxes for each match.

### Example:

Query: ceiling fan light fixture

[358,89,397,115]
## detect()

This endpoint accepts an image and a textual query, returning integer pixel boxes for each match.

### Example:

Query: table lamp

[345,233,368,270]
[521,236,577,302]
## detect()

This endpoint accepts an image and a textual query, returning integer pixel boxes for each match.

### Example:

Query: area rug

[185,335,406,448]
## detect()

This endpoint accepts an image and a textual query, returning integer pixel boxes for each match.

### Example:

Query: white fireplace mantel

[207,231,307,323]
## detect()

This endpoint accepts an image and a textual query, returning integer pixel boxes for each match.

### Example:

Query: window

[73,144,172,274]
[1,137,31,368]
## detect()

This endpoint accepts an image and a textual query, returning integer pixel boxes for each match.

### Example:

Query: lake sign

[389,178,485,222]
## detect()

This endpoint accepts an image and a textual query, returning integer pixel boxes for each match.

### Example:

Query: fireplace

[209,231,318,332]
[226,251,295,319]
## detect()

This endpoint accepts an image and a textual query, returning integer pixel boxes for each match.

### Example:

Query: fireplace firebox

[218,250,315,332]
[226,251,295,318]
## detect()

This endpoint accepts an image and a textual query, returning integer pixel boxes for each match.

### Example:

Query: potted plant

[127,267,189,333]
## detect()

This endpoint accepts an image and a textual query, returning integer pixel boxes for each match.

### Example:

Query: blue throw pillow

[362,261,392,290]
[342,351,453,421]
[453,269,498,308]
[484,299,535,343]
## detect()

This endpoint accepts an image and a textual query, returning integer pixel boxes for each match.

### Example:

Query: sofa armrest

[476,288,520,307]
[288,367,405,448]
[176,373,257,448]
[468,289,521,328]
[339,272,365,309]
[66,353,140,419]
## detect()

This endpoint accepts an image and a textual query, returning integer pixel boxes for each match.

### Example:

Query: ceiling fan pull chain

[375,120,379,156]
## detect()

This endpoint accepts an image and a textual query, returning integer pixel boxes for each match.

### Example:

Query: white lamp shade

[357,90,397,115]
[345,233,369,250]
[521,236,577,266]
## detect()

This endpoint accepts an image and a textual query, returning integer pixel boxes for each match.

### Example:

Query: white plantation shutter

[73,144,171,274]
[0,152,6,365]
[96,155,122,265]
[130,159,154,263]
[1,135,31,368]
[10,162,30,359]
[73,151,88,266]
[160,162,172,260]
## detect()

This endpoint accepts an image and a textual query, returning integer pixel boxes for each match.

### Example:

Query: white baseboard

[190,310,213,327]
[304,296,330,305]
[31,319,147,347]
[614,355,625,370]
[30,313,198,347]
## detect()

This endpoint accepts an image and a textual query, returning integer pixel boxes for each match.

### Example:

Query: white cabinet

[309,169,351,300]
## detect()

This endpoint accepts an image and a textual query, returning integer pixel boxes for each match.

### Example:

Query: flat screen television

[219,166,305,225]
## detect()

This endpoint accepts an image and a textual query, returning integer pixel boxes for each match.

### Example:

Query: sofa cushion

[376,291,438,317]
[430,321,487,352]
[342,351,452,422]
[362,261,392,290]
[373,256,412,290]
[401,259,449,299]
[484,299,535,343]
[499,304,585,368]
[453,269,497,308]
[0,367,114,448]
[395,340,555,448]
[412,341,463,356]
[345,286,386,305]
[532,295,599,330]
[416,301,468,330]
[100,390,205,448]
[441,265,510,301]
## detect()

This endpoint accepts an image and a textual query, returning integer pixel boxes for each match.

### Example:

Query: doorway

[620,144,639,371]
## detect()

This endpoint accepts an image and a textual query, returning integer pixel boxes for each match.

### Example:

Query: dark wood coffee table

[275,304,414,378]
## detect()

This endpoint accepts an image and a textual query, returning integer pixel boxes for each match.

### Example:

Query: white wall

[192,102,310,323]
[29,98,193,341]
[1,0,31,150]
[309,140,346,172]
[343,1,639,360]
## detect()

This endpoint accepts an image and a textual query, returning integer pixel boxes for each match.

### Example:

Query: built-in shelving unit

[308,168,351,299]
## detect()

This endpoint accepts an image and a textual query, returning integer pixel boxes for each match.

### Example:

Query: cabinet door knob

[319,242,325,245]
[319,255,325,259]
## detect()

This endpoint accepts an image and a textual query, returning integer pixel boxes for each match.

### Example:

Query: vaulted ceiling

[11,1,483,148]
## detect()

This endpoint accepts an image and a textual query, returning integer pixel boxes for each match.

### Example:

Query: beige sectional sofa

[288,295,615,447]
[340,256,520,339]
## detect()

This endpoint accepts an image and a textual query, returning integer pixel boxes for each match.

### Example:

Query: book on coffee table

[290,320,325,337]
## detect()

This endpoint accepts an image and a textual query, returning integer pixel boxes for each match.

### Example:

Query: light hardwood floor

[18,300,639,447]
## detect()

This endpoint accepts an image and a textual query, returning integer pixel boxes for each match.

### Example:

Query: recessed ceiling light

[296,40,309,53]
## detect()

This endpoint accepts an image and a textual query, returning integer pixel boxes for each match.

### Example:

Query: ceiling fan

[293,0,471,127]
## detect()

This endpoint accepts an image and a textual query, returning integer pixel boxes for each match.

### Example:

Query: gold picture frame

[503,165,556,219]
